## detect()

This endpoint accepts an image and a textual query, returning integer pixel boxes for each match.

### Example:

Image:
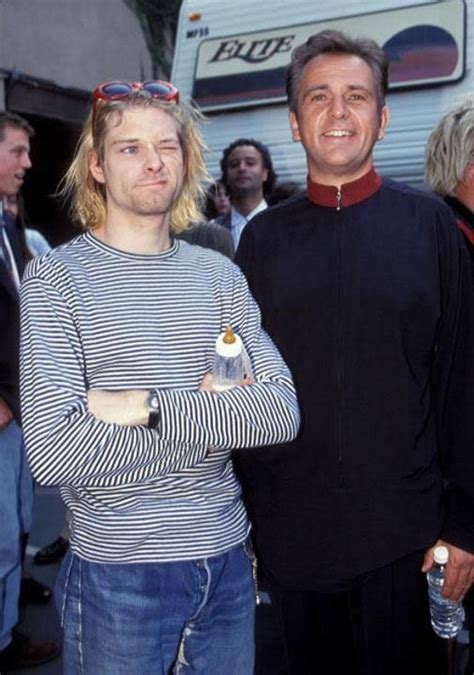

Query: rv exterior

[172,0,473,189]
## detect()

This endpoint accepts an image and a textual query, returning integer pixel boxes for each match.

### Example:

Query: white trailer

[171,0,473,188]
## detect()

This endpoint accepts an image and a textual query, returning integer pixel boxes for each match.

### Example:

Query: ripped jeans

[55,543,255,674]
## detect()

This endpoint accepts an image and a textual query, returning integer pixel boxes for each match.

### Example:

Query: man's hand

[87,390,149,426]
[199,373,255,392]
[0,398,14,431]
[422,539,474,602]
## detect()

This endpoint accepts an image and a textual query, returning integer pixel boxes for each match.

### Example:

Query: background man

[20,82,299,673]
[425,98,474,675]
[0,112,59,671]
[215,137,276,249]
[235,30,474,675]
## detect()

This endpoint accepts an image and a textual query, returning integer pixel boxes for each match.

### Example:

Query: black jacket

[445,195,474,267]
[0,211,26,423]
[235,170,474,591]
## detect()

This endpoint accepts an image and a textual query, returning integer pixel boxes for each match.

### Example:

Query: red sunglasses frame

[91,80,180,140]
[92,80,179,105]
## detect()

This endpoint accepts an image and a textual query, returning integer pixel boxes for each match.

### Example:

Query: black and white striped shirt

[20,233,299,563]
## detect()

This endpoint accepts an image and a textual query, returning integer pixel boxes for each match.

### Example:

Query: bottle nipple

[222,325,236,345]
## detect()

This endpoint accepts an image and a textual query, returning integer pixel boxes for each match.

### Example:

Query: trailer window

[192,0,466,111]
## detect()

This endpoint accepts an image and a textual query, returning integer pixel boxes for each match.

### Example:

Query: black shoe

[19,575,52,606]
[33,536,69,565]
[0,630,61,671]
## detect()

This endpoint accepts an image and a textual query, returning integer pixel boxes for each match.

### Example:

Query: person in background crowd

[4,190,69,567]
[177,180,234,258]
[235,30,474,675]
[20,80,300,673]
[205,180,231,220]
[3,192,51,257]
[3,190,55,599]
[176,217,234,258]
[0,112,60,672]
[425,98,474,675]
[215,138,276,249]
[267,180,302,206]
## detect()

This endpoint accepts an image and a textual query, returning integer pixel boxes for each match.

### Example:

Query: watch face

[149,393,160,411]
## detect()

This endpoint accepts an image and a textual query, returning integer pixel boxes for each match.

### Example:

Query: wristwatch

[146,389,161,429]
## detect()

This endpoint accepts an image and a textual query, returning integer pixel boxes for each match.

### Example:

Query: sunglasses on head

[93,80,179,104]
[91,80,180,135]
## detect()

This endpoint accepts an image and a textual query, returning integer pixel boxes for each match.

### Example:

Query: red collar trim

[457,218,474,245]
[307,168,382,208]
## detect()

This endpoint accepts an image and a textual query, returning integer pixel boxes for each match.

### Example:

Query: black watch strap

[147,390,161,429]
[148,410,160,429]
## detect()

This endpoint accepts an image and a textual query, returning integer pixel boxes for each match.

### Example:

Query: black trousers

[464,587,474,674]
[270,549,449,675]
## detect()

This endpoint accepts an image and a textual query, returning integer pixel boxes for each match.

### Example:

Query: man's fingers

[443,565,470,602]
[241,375,255,386]
[422,546,436,573]
[199,373,215,392]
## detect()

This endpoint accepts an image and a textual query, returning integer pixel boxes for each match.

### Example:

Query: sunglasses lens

[101,82,133,97]
[143,82,174,97]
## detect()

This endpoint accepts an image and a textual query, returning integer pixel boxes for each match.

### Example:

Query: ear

[88,151,106,185]
[465,161,474,184]
[377,105,390,141]
[289,110,301,142]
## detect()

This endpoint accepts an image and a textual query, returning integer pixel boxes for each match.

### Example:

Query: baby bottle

[213,325,244,391]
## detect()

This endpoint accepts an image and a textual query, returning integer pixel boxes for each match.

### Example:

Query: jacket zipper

[335,187,344,484]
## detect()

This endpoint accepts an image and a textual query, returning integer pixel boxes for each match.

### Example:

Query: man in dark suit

[0,112,60,671]
[214,138,276,250]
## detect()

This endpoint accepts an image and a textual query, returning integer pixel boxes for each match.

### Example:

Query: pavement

[14,486,287,675]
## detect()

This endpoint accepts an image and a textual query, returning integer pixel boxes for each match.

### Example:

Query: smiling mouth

[323,130,353,138]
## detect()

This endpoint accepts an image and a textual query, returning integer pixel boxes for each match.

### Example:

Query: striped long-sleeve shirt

[20,232,300,563]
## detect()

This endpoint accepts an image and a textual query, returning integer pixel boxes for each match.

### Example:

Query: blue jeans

[56,543,256,674]
[0,420,33,649]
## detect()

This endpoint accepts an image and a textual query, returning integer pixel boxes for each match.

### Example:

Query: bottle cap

[215,326,242,358]
[433,545,449,565]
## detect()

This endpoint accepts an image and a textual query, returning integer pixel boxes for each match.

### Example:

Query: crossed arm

[86,373,252,427]
[20,266,300,488]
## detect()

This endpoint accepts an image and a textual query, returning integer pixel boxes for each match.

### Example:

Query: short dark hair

[0,112,34,142]
[286,30,388,114]
[220,138,277,198]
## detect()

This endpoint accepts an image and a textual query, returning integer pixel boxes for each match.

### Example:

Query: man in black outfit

[425,98,474,675]
[235,31,474,675]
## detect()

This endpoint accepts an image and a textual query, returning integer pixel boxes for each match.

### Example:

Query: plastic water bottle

[427,545,465,639]
[213,326,243,391]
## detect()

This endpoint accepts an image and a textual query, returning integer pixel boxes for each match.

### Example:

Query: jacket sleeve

[434,209,474,552]
[20,258,299,488]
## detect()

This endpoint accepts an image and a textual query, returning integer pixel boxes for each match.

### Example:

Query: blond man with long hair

[19,81,300,674]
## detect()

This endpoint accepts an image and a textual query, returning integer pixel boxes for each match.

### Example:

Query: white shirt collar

[229,199,267,248]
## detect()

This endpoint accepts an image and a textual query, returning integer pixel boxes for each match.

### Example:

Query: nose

[329,95,349,119]
[22,153,32,170]
[145,147,164,172]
